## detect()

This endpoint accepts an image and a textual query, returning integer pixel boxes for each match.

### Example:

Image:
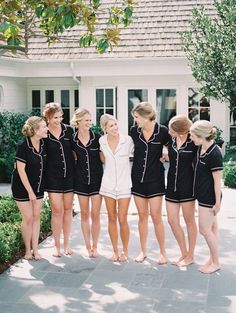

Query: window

[45,90,54,103]
[32,90,41,115]
[61,90,70,124]
[128,89,148,133]
[30,88,79,123]
[96,88,116,126]
[188,88,210,122]
[156,89,176,126]
[74,90,79,109]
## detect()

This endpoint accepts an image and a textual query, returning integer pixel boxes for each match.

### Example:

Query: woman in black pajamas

[190,120,223,274]
[131,102,169,264]
[166,115,197,267]
[11,116,48,260]
[71,108,103,258]
[43,103,75,257]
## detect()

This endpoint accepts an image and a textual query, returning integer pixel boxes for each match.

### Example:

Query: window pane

[74,90,79,108]
[156,89,176,126]
[128,89,148,133]
[45,90,54,103]
[62,109,70,124]
[189,108,199,122]
[61,90,70,108]
[105,108,114,116]
[96,89,104,108]
[200,108,210,120]
[188,88,199,107]
[188,88,210,122]
[105,89,113,108]
[32,90,40,108]
[96,108,104,126]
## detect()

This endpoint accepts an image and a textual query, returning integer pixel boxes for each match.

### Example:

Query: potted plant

[214,126,224,148]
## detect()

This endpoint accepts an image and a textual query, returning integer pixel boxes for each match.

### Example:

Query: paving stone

[41,271,90,288]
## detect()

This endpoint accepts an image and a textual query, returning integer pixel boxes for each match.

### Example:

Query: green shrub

[91,124,103,135]
[0,222,23,262]
[0,195,51,263]
[224,143,236,162]
[0,111,32,182]
[40,198,52,240]
[223,163,236,188]
[0,194,21,223]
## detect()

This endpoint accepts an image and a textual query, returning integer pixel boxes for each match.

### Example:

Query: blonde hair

[190,120,216,141]
[100,114,117,133]
[70,108,91,128]
[22,116,45,137]
[131,102,156,121]
[43,102,63,120]
[169,115,192,135]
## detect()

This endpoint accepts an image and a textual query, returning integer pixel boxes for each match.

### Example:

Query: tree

[181,0,236,116]
[0,0,136,54]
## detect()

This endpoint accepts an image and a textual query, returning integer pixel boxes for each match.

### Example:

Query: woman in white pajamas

[99,114,134,262]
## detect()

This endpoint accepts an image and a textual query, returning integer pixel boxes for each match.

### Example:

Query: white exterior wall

[0,58,230,145]
[80,74,229,143]
[0,77,27,112]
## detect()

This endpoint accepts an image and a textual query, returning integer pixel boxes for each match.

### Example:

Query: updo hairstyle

[131,102,156,121]
[22,116,45,137]
[190,120,216,141]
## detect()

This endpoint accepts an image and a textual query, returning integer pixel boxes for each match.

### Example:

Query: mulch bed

[0,250,25,274]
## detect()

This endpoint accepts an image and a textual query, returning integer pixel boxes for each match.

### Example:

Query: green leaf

[96,38,109,53]
[0,22,10,33]
[7,37,21,46]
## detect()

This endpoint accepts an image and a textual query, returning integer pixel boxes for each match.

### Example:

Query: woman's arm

[99,151,105,163]
[17,161,36,200]
[212,170,222,215]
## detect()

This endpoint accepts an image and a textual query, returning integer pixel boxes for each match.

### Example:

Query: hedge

[0,195,51,263]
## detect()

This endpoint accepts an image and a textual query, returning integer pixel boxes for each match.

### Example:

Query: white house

[0,0,230,143]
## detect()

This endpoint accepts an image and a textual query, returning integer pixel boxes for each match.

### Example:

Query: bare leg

[166,201,187,264]
[17,201,34,260]
[48,193,64,257]
[31,199,43,260]
[150,196,168,264]
[90,194,102,257]
[118,198,130,261]
[78,195,92,256]
[198,206,220,273]
[104,196,119,261]
[178,201,197,266]
[63,192,74,255]
[134,196,149,262]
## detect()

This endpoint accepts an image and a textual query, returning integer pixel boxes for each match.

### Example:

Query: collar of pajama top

[100,133,127,155]
[192,142,223,194]
[47,123,69,178]
[170,135,195,192]
[132,123,169,183]
[26,136,45,193]
[72,130,97,185]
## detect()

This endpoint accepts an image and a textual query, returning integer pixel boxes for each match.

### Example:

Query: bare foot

[119,252,128,262]
[87,249,94,258]
[34,252,43,260]
[135,252,147,263]
[110,253,119,262]
[158,254,168,265]
[198,259,212,272]
[53,247,62,257]
[171,256,185,266]
[64,247,73,255]
[177,257,194,267]
[92,248,98,258]
[24,252,33,260]
[199,264,221,274]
